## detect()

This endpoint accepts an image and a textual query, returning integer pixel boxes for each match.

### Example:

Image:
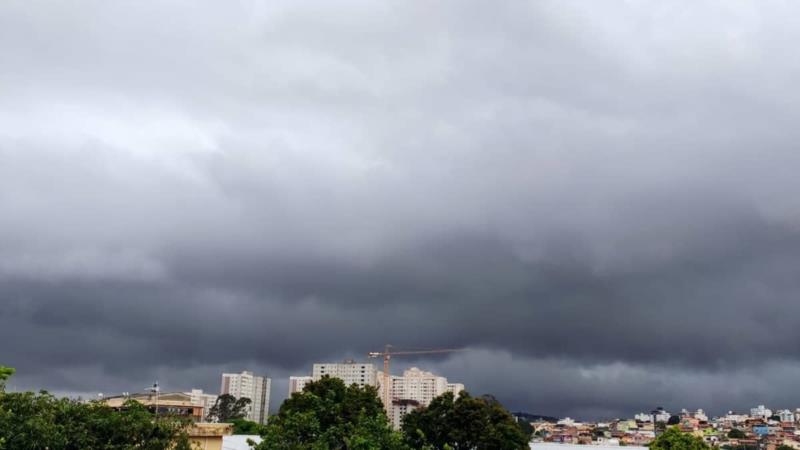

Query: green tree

[401,391,529,450]
[727,428,746,439]
[0,367,13,448]
[0,391,191,450]
[650,426,710,450]
[208,393,251,422]
[0,367,13,391]
[232,417,268,435]
[255,376,407,450]
[516,419,533,440]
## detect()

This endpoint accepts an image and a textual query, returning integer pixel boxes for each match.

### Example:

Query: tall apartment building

[220,371,271,424]
[186,389,218,421]
[382,367,464,429]
[288,376,313,395]
[750,405,773,419]
[311,361,377,388]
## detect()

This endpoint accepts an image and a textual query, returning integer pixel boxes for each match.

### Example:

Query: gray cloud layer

[2,0,800,419]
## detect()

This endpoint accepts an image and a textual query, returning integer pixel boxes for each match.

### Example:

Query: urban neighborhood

[62,360,800,450]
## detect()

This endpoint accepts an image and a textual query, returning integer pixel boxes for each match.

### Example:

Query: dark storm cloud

[3,0,800,418]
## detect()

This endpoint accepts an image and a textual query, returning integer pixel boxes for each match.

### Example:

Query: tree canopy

[208,393,251,422]
[232,418,269,435]
[0,391,191,450]
[0,367,13,391]
[727,428,746,439]
[650,426,711,450]
[401,391,529,450]
[255,376,407,450]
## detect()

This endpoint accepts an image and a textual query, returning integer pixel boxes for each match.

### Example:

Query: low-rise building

[102,392,205,421]
[187,423,233,450]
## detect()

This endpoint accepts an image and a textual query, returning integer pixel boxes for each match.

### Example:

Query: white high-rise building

[289,376,313,395]
[750,405,772,419]
[220,371,271,424]
[387,367,448,406]
[382,367,464,429]
[186,389,218,421]
[777,409,795,423]
[447,383,464,396]
[312,361,377,388]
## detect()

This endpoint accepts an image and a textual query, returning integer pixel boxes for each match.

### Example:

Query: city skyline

[4,1,800,421]
[10,360,800,424]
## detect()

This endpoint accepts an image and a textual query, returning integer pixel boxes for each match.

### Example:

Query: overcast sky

[3,0,800,420]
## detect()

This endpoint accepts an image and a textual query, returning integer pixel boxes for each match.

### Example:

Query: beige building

[381,367,465,429]
[390,399,421,429]
[187,423,233,450]
[220,371,271,424]
[102,391,205,421]
[101,392,233,449]
[289,376,313,395]
[187,389,218,421]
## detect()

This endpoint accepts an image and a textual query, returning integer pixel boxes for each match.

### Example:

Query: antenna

[146,381,160,419]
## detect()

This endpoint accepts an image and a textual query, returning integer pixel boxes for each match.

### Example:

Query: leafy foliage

[0,391,191,450]
[727,428,746,439]
[0,367,13,391]
[255,376,407,450]
[208,393,251,422]
[649,426,711,450]
[232,418,269,435]
[517,419,534,440]
[401,391,529,450]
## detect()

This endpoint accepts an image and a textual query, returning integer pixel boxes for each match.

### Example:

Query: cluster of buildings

[528,405,800,449]
[98,361,462,432]
[110,371,274,425]
[92,365,800,450]
[289,360,465,429]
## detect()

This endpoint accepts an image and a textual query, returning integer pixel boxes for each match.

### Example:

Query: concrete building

[382,367,464,429]
[220,371,271,424]
[187,389,218,421]
[693,409,708,422]
[187,423,233,450]
[391,399,421,429]
[447,383,465,396]
[722,411,747,424]
[289,376,313,395]
[777,409,795,423]
[102,392,205,420]
[312,361,377,388]
[387,367,448,406]
[751,405,773,419]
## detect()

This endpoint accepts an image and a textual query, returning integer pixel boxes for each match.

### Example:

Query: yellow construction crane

[367,345,462,408]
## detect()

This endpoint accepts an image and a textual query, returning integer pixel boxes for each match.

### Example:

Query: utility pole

[147,381,160,420]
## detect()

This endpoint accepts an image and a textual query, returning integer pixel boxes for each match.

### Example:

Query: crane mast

[367,345,461,409]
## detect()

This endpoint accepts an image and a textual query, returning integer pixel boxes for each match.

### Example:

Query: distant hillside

[513,412,558,423]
